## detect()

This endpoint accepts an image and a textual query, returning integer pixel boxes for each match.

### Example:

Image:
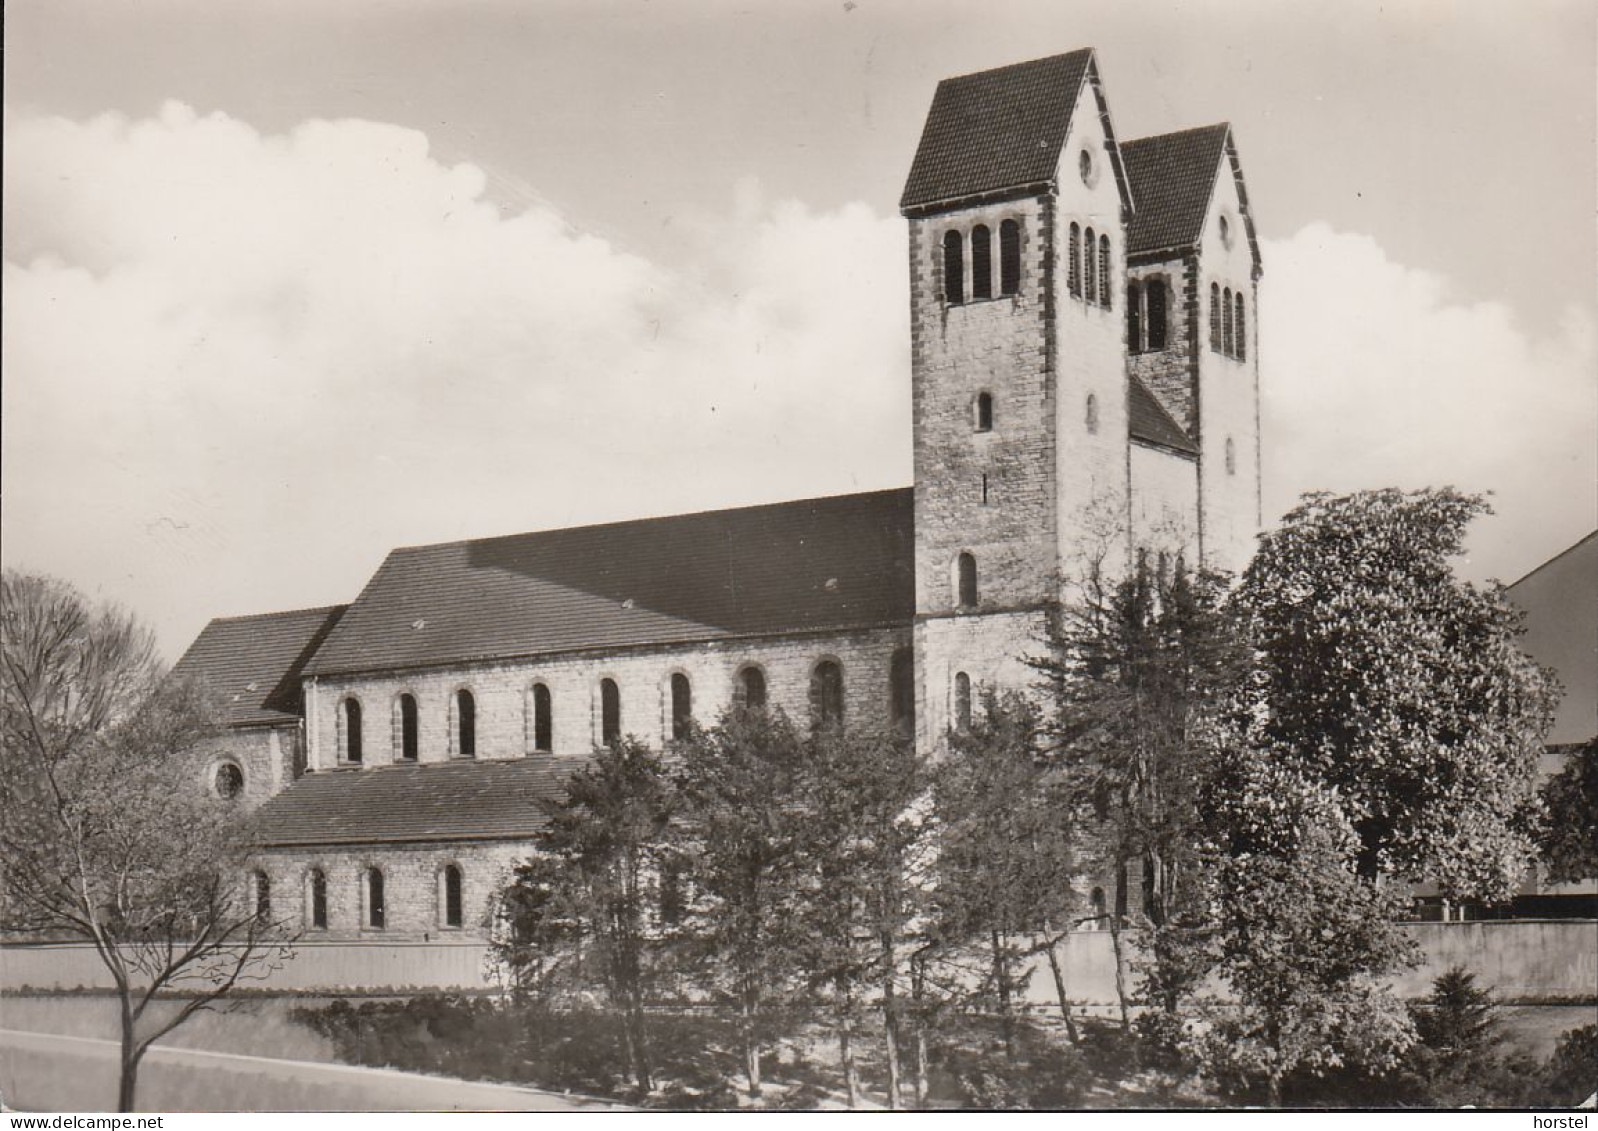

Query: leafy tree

[1034,551,1243,1023]
[1538,738,1598,885]
[931,690,1076,1056]
[1230,489,1558,899]
[1194,749,1418,1105]
[670,706,813,1098]
[0,571,289,1112]
[501,736,676,1094]
[792,722,928,1109]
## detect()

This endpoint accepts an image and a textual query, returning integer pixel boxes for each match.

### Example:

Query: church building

[171,49,1264,942]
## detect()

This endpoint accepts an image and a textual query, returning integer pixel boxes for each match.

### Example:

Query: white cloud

[1260,222,1596,583]
[5,106,1589,661]
[2,105,910,657]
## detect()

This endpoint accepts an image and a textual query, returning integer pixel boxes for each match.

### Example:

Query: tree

[1229,489,1559,900]
[931,690,1076,1055]
[499,736,676,1095]
[0,571,289,1112]
[1034,551,1243,1022]
[1538,738,1598,885]
[671,706,813,1098]
[1195,747,1418,1104]
[791,722,928,1109]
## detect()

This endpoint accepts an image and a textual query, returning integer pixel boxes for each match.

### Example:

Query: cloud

[5,106,1589,661]
[2,104,909,657]
[1260,222,1596,583]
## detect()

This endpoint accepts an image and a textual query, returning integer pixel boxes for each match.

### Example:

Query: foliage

[790,721,929,1108]
[930,690,1074,1051]
[1230,489,1558,899]
[1542,1024,1598,1108]
[670,706,815,1097]
[493,736,676,1094]
[1391,967,1548,1108]
[1036,551,1244,930]
[1191,744,1419,1103]
[1538,739,1598,885]
[0,570,289,1111]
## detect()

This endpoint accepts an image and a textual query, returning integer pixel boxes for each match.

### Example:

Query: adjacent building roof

[901,50,1094,212]
[1127,376,1200,456]
[171,605,348,727]
[1121,123,1231,255]
[1506,530,1598,746]
[254,759,567,847]
[303,489,916,678]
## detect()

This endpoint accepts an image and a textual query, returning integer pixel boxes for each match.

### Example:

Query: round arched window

[1078,148,1095,186]
[214,762,244,801]
[1218,214,1233,247]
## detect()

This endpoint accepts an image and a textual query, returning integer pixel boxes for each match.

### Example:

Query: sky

[4,0,1595,662]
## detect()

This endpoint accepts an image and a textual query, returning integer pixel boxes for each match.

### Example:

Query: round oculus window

[214,762,244,800]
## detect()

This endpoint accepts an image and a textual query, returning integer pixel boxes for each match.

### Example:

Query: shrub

[1543,1024,1598,1108]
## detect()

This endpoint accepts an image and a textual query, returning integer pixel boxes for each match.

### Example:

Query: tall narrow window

[1210,283,1221,351]
[532,683,553,753]
[366,868,385,930]
[942,230,964,305]
[970,224,992,300]
[975,392,993,433]
[1068,223,1082,297]
[397,694,418,761]
[737,666,767,710]
[1086,393,1099,434]
[253,870,271,922]
[1099,235,1111,308]
[308,869,328,930]
[670,673,692,741]
[957,552,978,608]
[455,689,476,758]
[1147,279,1167,350]
[341,698,363,763]
[954,671,972,731]
[1222,287,1234,358]
[1127,282,1142,350]
[600,678,621,745]
[999,219,1021,296]
[441,864,463,929]
[890,648,915,736]
[1226,437,1237,476]
[1083,228,1097,304]
[810,660,844,727]
[1234,292,1246,360]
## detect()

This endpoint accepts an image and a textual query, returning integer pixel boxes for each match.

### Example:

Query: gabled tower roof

[1122,123,1261,273]
[901,49,1116,213]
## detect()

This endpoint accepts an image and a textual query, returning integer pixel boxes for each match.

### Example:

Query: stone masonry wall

[909,194,1057,617]
[1127,253,1198,434]
[305,625,911,770]
[195,724,299,808]
[250,840,526,942]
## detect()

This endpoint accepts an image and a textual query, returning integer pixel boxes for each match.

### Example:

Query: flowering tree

[1230,488,1558,899]
[0,571,288,1112]
[1538,738,1598,885]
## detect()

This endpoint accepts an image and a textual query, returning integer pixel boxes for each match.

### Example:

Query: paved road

[0,1028,627,1112]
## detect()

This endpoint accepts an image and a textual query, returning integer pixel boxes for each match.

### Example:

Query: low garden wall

[5,920,1594,1002]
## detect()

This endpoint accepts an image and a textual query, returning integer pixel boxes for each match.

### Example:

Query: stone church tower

[900,50,1263,743]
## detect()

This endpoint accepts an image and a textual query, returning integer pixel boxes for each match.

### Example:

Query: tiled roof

[1128,376,1199,456]
[171,605,348,727]
[901,50,1094,212]
[254,759,567,847]
[304,489,916,678]
[1122,124,1230,254]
